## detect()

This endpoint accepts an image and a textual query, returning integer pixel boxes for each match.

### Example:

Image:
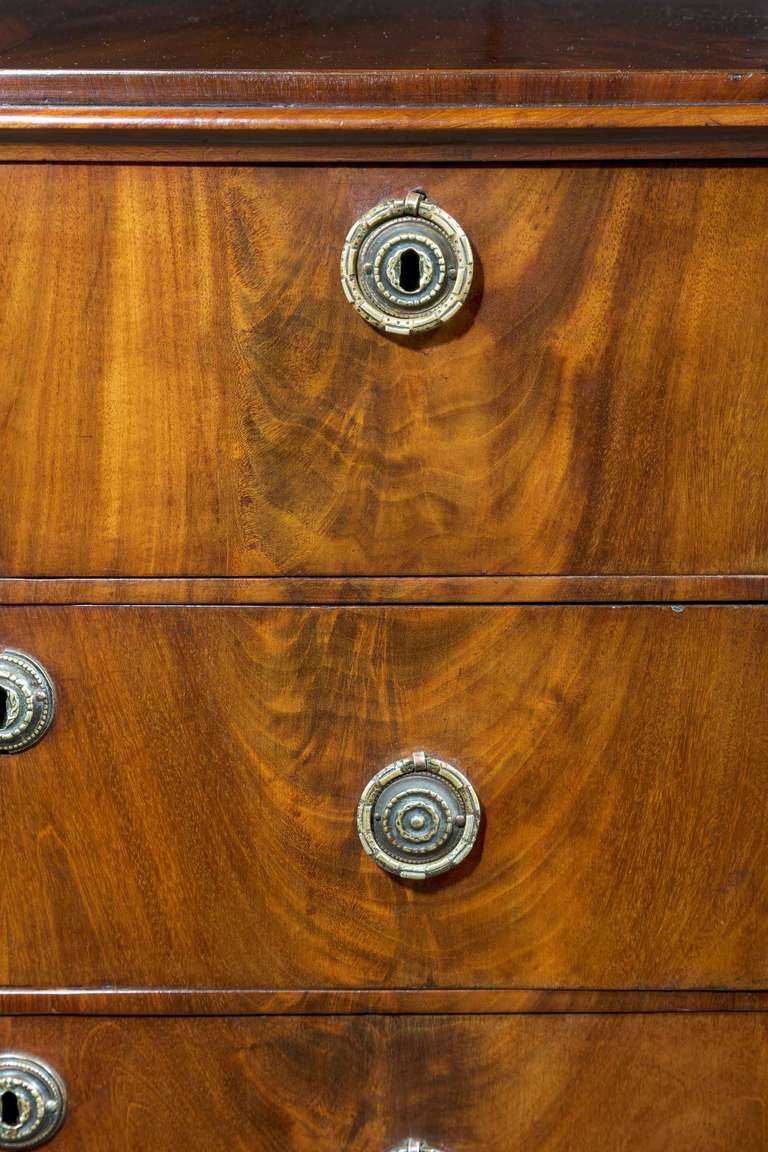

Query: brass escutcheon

[0,1055,66,1149]
[340,190,474,335]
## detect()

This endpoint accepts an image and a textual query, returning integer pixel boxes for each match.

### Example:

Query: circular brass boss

[357,751,481,880]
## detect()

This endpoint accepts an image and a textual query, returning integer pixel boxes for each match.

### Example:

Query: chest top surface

[0,0,765,108]
[0,0,763,70]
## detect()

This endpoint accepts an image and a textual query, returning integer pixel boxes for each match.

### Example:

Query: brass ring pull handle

[0,650,56,754]
[341,189,474,335]
[357,751,481,880]
[0,1054,67,1148]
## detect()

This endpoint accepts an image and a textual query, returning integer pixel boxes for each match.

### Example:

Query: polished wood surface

[4,164,768,578]
[1,604,767,989]
[0,5,765,1134]
[1,1014,768,1149]
[3,987,768,1017]
[3,575,768,605]
[1,69,768,110]
[4,133,768,163]
[4,103,768,133]
[0,104,766,163]
[0,0,763,71]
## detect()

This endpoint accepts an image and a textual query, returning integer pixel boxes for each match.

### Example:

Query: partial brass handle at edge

[390,1141,447,1152]
[357,751,481,880]
[0,1054,67,1148]
[0,649,56,754]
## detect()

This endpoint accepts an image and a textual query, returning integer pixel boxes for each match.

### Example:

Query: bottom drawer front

[0,1014,765,1150]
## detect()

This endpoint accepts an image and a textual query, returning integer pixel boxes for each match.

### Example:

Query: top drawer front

[3,163,768,578]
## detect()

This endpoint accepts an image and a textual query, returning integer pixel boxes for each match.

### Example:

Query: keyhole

[1,1091,21,1128]
[398,247,422,293]
[0,687,6,729]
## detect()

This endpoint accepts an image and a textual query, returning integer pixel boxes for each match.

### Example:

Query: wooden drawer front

[2,164,768,577]
[0,1014,766,1150]
[2,604,768,989]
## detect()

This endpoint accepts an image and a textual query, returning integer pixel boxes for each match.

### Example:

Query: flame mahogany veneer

[2,4,768,1147]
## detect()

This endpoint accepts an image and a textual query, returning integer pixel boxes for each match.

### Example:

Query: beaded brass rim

[0,1055,67,1149]
[340,190,474,335]
[357,751,481,880]
[0,650,56,754]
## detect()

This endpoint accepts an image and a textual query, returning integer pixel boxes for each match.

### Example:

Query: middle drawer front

[2,604,767,989]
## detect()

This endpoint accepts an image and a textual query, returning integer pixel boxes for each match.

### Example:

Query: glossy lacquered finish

[3,574,768,605]
[3,165,768,577]
[0,1014,767,1150]
[1,604,767,990]
[0,0,763,71]
[2,0,768,118]
[1,7,767,1141]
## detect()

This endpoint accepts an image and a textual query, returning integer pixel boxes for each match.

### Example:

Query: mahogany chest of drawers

[1,2,768,1149]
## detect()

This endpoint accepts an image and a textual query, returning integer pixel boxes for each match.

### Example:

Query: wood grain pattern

[4,164,768,578]
[5,132,768,163]
[1,604,768,990]
[3,987,768,1017]
[2,575,768,605]
[5,103,768,132]
[1,69,768,110]
[0,0,763,72]
[1,1014,768,1149]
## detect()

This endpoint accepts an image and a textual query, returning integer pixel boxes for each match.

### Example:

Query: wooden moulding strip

[0,576,767,606]
[0,103,766,134]
[0,68,767,107]
[0,987,766,1016]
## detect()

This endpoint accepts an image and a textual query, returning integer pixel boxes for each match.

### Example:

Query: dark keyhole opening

[398,247,422,293]
[1,1090,20,1128]
[0,687,7,729]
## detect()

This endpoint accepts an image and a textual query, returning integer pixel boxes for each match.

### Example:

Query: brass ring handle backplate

[0,1054,67,1148]
[341,190,473,335]
[357,751,481,880]
[0,650,56,754]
